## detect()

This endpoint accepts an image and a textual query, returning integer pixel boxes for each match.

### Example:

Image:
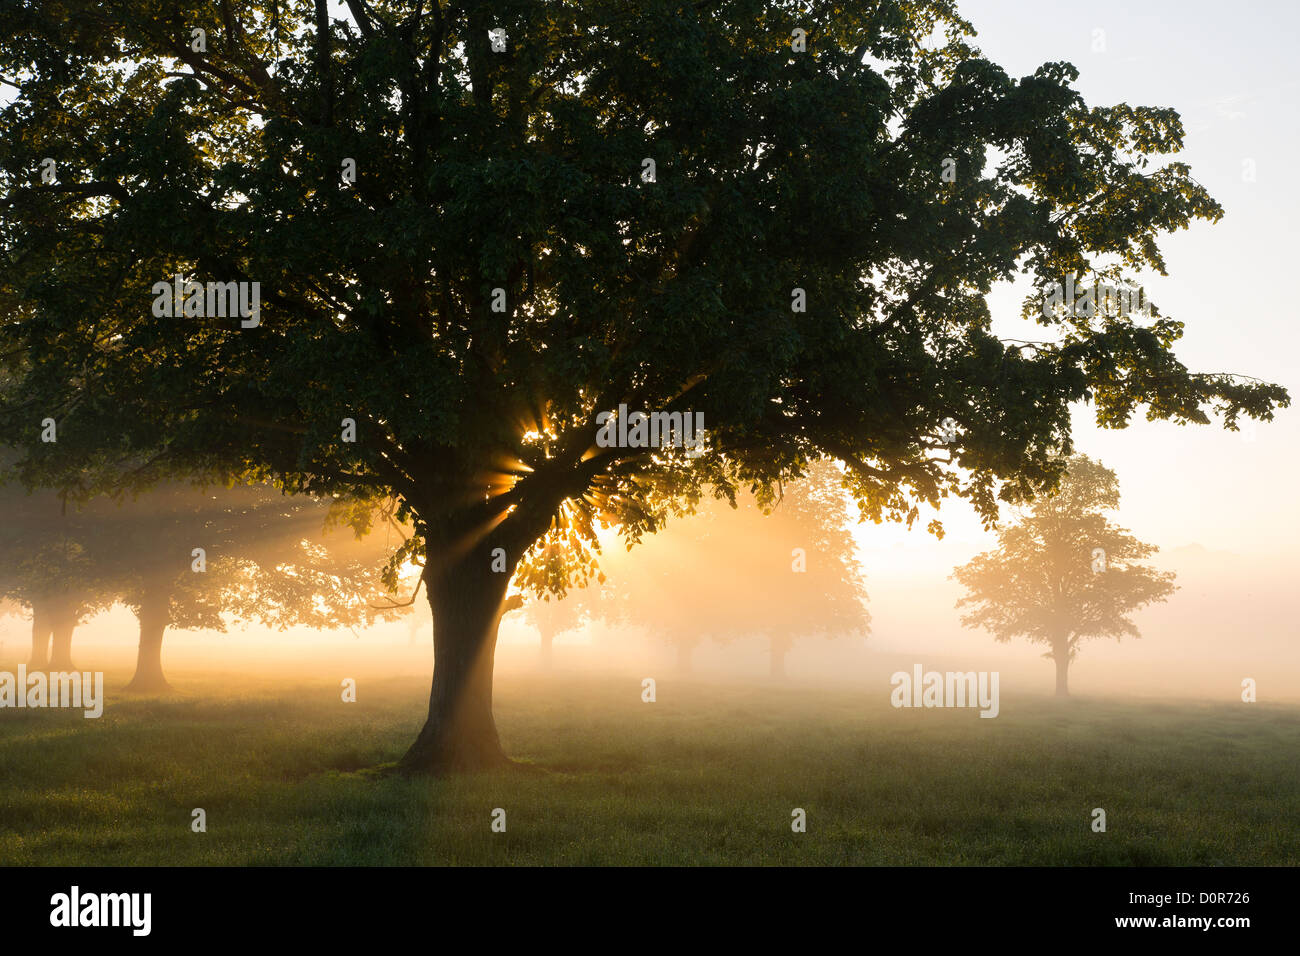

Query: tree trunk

[125,585,172,693]
[28,604,51,670]
[398,556,512,775]
[539,630,553,671]
[770,635,789,680]
[47,596,78,671]
[676,642,692,674]
[1053,642,1070,697]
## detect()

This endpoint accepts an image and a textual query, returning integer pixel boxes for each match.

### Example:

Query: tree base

[396,750,516,777]
[123,675,173,694]
[396,721,514,776]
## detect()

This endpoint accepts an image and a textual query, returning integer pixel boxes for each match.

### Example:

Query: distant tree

[513,529,603,671]
[759,460,871,677]
[952,454,1177,696]
[587,496,735,674]
[0,473,114,669]
[110,484,414,691]
[1,478,412,691]
[518,585,592,672]
[594,460,869,676]
[88,483,271,690]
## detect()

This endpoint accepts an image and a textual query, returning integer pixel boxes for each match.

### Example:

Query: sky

[856,0,1299,559]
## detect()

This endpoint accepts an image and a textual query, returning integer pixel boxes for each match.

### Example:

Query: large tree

[0,1,1287,771]
[951,454,1177,696]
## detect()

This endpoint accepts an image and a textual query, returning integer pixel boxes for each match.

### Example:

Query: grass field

[1,670,1296,866]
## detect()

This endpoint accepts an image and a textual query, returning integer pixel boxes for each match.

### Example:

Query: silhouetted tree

[8,479,413,691]
[952,455,1177,696]
[0,469,114,670]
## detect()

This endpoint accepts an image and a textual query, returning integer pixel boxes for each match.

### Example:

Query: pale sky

[860,0,1299,564]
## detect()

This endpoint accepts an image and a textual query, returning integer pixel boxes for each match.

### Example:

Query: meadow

[1,670,1296,866]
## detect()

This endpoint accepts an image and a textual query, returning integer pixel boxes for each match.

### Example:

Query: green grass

[1,670,1296,865]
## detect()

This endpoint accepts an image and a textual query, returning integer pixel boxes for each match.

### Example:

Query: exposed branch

[371,575,423,609]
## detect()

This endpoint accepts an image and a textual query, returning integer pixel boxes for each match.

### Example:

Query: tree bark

[47,596,78,671]
[28,604,51,670]
[1053,641,1070,697]
[125,585,172,693]
[398,555,513,775]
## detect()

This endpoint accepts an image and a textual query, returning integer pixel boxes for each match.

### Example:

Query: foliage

[952,454,1177,665]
